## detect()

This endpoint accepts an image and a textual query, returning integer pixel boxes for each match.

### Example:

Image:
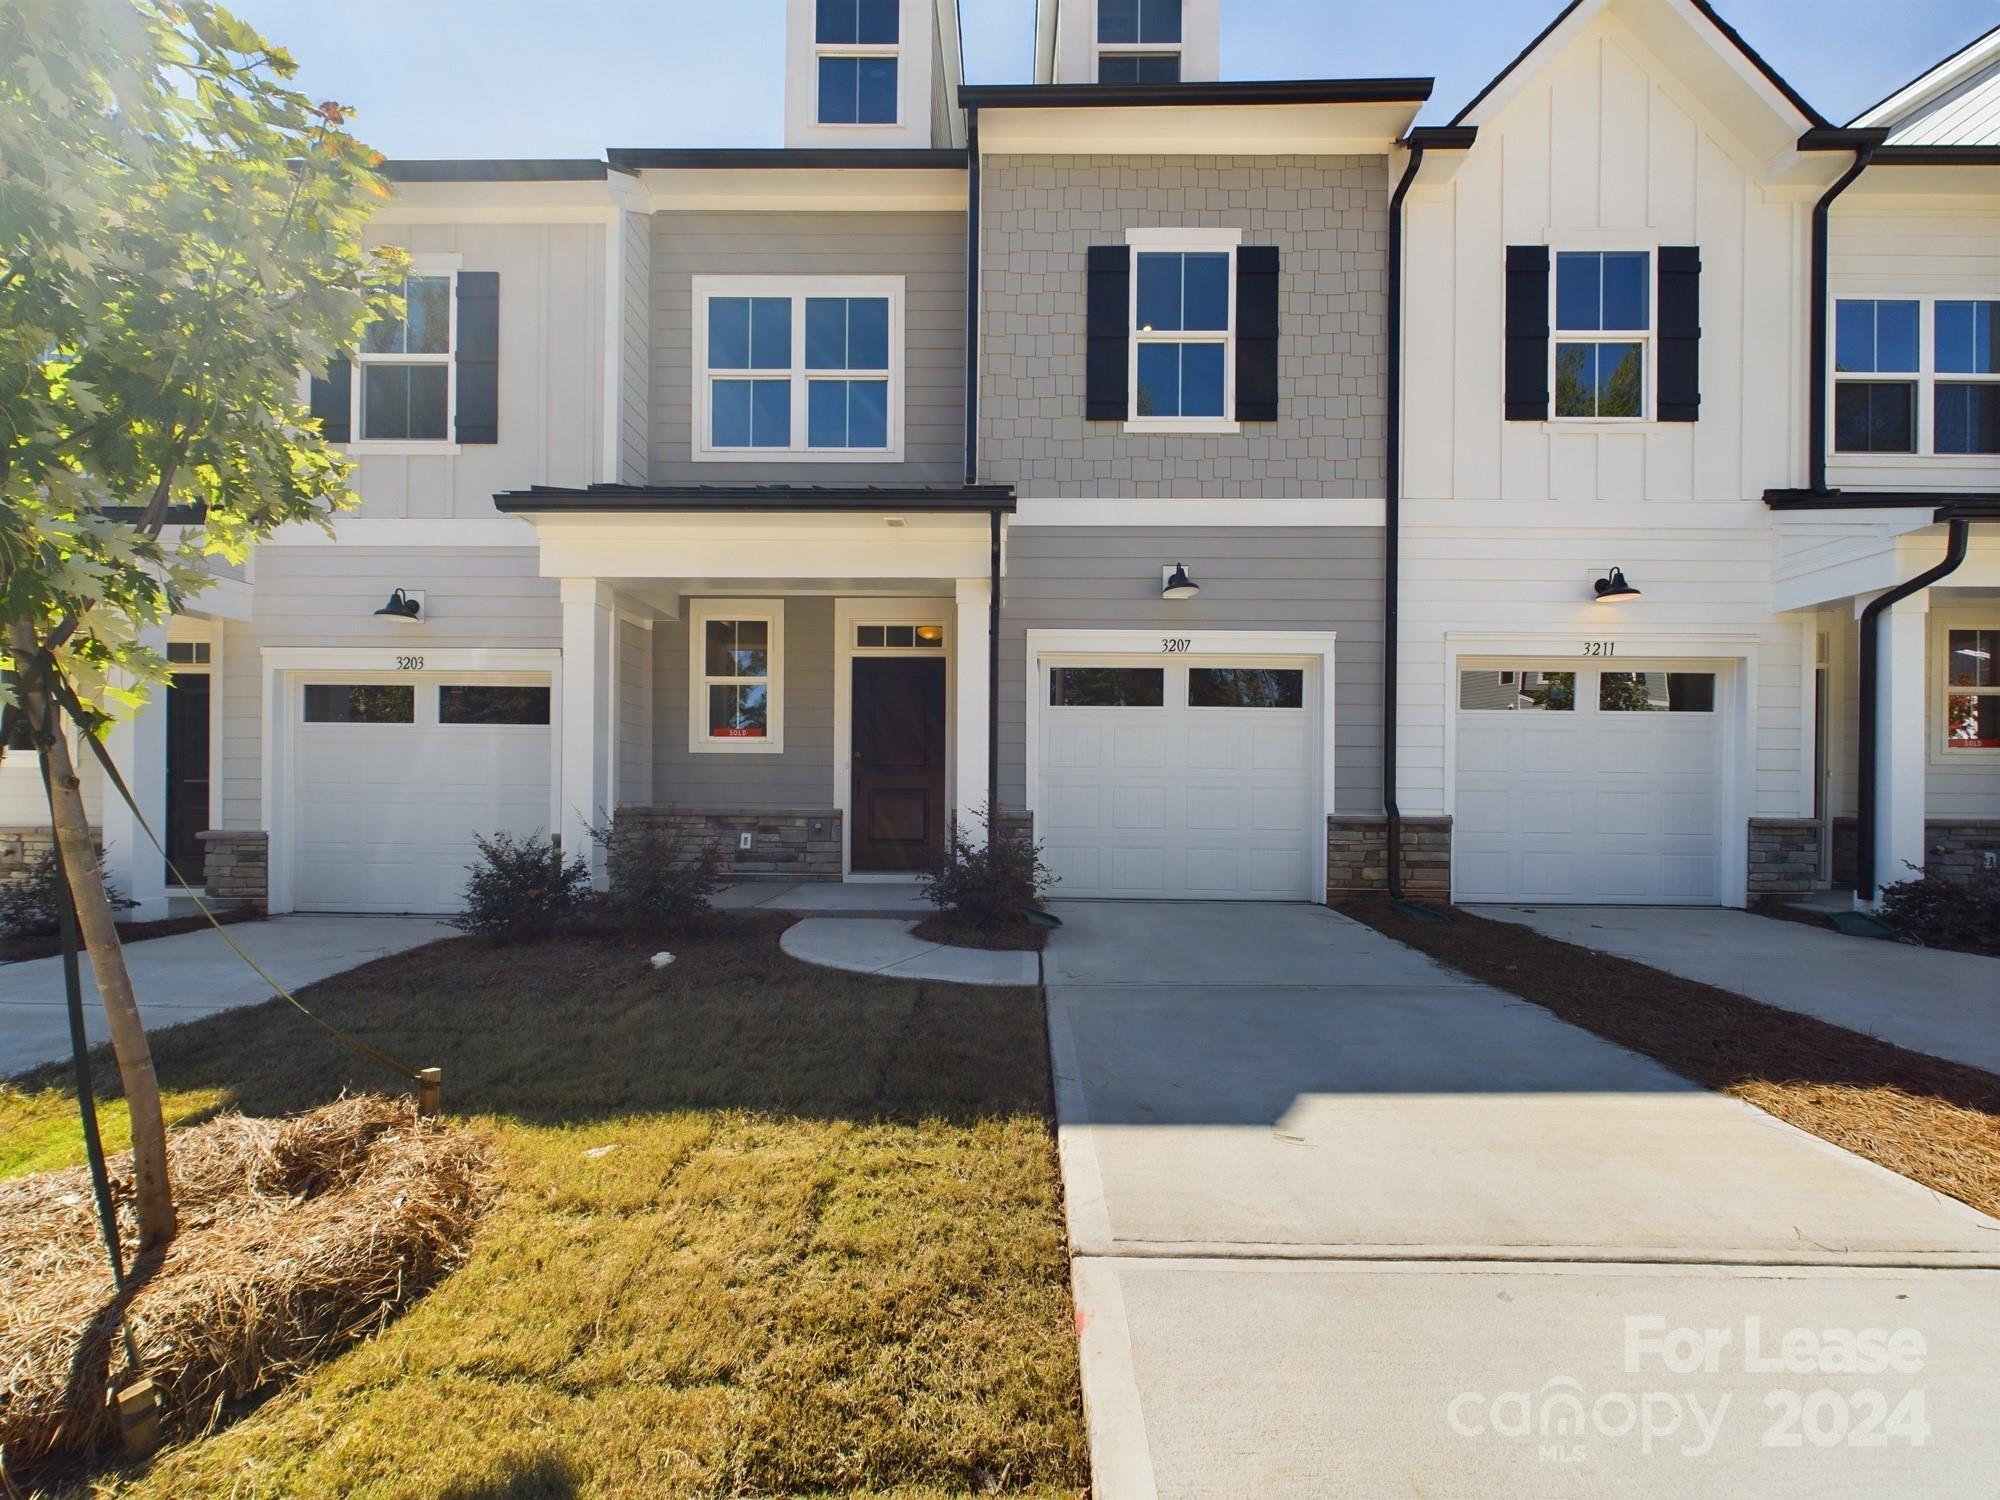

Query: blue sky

[225,0,1999,159]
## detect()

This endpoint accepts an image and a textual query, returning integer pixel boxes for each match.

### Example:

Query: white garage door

[290,676,554,914]
[1036,658,1318,900]
[1453,665,1726,905]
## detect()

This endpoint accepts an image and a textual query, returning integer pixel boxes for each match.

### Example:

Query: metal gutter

[1854,519,1971,899]
[1766,490,2000,509]
[493,484,1015,514]
[605,148,967,171]
[957,78,1433,109]
[381,159,610,182]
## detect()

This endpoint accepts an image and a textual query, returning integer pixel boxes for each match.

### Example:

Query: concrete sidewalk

[0,915,453,1077]
[1477,904,2000,1076]
[779,916,1039,986]
[1047,901,2000,1499]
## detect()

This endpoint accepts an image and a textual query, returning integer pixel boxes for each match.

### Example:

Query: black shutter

[1656,245,1701,423]
[455,270,499,444]
[1085,246,1130,421]
[309,357,351,444]
[1235,245,1280,422]
[1504,244,1550,421]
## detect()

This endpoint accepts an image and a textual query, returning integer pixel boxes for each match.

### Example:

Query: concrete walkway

[779,917,1038,986]
[0,915,453,1078]
[1478,904,2000,1076]
[1048,901,2000,1499]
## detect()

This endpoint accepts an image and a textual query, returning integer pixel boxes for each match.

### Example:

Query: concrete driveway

[1047,901,2000,1499]
[1477,905,2000,1076]
[0,915,454,1077]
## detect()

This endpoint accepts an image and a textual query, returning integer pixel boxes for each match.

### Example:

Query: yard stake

[416,1067,442,1117]
[115,1378,163,1457]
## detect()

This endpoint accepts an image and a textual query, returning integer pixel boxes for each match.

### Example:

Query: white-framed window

[1126,228,1237,432]
[815,0,898,124]
[693,276,901,462]
[1938,617,2000,756]
[1552,249,1650,421]
[354,263,459,446]
[1834,296,1999,456]
[689,600,784,753]
[1097,0,1181,81]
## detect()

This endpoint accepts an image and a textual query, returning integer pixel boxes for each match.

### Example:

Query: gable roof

[1448,0,1828,130]
[1850,21,2000,145]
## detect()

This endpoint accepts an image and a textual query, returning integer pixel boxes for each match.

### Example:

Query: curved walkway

[779,917,1039,987]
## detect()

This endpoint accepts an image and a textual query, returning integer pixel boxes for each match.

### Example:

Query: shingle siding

[979,154,1389,497]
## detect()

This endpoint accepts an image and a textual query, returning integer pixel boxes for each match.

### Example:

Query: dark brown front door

[851,656,946,873]
[165,673,210,885]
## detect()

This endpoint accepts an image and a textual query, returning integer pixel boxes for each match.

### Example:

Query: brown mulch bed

[0,907,264,965]
[0,1096,487,1469]
[910,913,1049,952]
[1342,899,2000,1221]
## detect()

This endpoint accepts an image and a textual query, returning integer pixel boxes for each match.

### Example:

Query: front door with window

[165,673,210,885]
[851,657,946,872]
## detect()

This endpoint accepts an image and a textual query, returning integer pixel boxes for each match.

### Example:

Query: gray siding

[616,616,651,807]
[619,211,653,485]
[980,155,1388,497]
[649,211,966,484]
[216,546,559,827]
[999,527,1384,815]
[654,595,835,810]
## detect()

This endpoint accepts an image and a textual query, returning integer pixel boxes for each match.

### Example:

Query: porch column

[1865,591,1929,904]
[560,579,615,885]
[102,626,170,922]
[955,576,992,845]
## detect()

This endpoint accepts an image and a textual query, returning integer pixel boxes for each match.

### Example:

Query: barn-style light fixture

[373,587,422,623]
[1161,563,1201,601]
[1592,567,1640,602]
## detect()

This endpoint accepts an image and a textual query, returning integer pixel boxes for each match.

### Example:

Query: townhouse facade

[3,0,1993,920]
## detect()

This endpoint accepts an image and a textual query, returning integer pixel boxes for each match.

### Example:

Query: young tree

[0,0,402,1247]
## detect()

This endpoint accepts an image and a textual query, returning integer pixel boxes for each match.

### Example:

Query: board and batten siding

[347,220,607,519]
[979,154,1388,498]
[653,596,836,812]
[999,527,1384,816]
[649,211,966,484]
[214,546,559,830]
[1826,193,2000,494]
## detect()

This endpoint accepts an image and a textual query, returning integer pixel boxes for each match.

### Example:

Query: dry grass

[910,915,1049,953]
[1,1098,486,1466]
[1343,899,2000,1221]
[1,916,1085,1499]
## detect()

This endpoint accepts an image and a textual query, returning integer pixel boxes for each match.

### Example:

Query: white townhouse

[1,0,1992,920]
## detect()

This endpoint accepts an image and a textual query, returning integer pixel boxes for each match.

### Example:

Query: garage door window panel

[302,684,415,723]
[1050,667,1164,707]
[1458,669,1575,711]
[1188,667,1303,708]
[1598,672,1716,713]
[440,685,551,725]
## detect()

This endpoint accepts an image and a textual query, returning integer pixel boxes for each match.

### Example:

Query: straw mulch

[0,1095,488,1469]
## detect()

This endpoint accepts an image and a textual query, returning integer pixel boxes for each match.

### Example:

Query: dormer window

[816,0,898,125]
[1098,0,1181,83]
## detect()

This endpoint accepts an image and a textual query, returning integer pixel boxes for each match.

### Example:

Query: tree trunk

[9,626,176,1248]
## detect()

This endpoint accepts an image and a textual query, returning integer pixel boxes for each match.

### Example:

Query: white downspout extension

[560,578,616,886]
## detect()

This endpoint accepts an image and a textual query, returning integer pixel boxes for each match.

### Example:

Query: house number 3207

[1160,638,1191,653]
[1581,641,1617,657]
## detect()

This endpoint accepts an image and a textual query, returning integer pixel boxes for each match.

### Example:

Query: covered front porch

[495,484,1011,884]
[1774,503,2000,903]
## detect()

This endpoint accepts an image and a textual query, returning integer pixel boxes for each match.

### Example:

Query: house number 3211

[1581,641,1617,657]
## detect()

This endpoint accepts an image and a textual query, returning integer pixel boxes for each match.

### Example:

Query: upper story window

[694,276,901,462]
[1131,239,1233,426]
[816,0,898,124]
[1835,298,1999,456]
[359,273,454,442]
[1553,251,1649,420]
[1097,0,1181,83]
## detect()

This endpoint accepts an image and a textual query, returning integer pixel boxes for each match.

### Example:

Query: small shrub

[451,831,592,944]
[591,816,725,938]
[1878,862,2000,957]
[0,846,136,938]
[920,804,1055,930]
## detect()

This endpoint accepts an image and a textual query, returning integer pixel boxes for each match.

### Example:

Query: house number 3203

[1160,638,1192,653]
[1581,641,1617,657]
[395,655,426,671]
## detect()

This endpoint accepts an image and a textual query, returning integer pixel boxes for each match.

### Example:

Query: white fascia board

[973,101,1421,156]
[1011,498,1384,527]
[1851,26,2000,129]
[516,512,997,582]
[374,177,626,225]
[261,518,538,548]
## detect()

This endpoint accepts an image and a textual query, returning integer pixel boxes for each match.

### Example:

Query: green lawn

[3,917,1085,1499]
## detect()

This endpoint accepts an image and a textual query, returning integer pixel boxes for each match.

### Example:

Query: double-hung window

[1553,250,1649,420]
[691,601,784,753]
[357,271,454,442]
[1129,232,1234,428]
[695,277,900,461]
[816,0,898,124]
[1836,298,2000,455]
[1097,0,1181,81]
[1943,623,2000,752]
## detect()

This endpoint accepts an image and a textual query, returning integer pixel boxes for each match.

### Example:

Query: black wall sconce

[1592,567,1640,602]
[1161,563,1201,600]
[374,587,423,623]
